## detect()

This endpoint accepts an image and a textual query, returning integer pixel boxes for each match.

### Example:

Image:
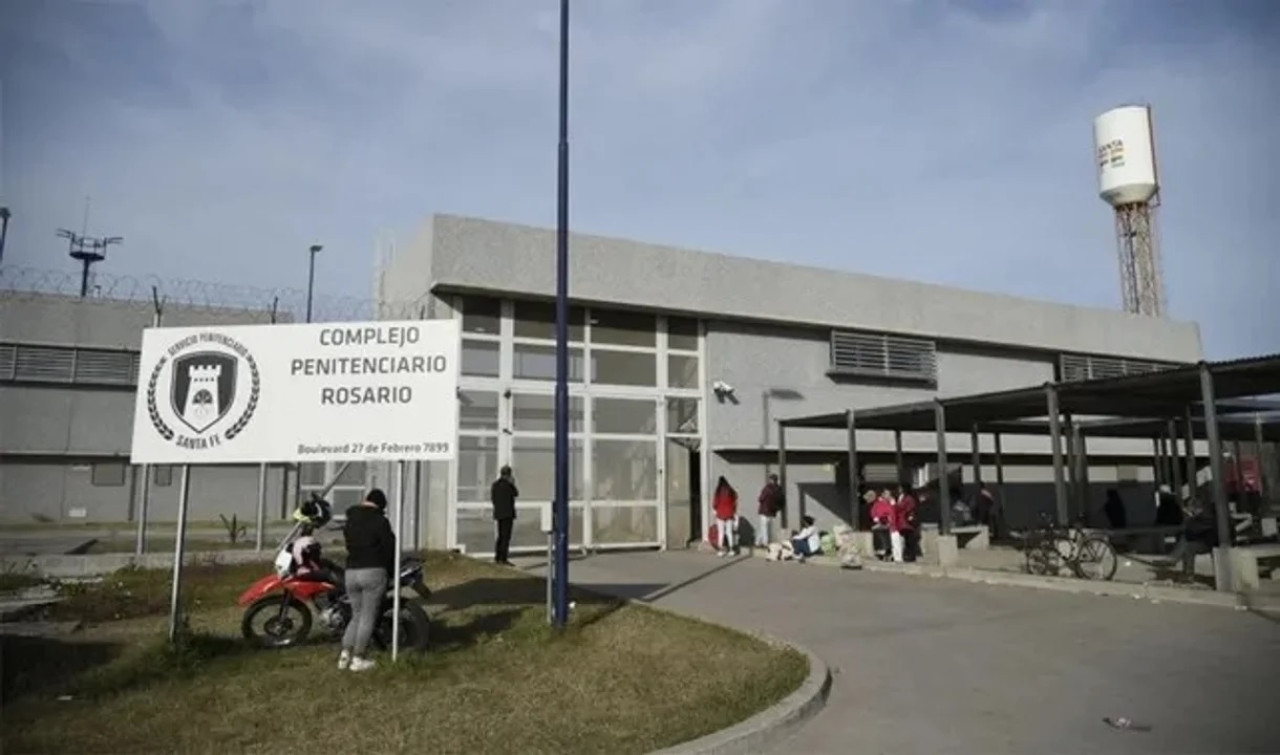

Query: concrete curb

[650,634,832,755]
[748,549,1280,612]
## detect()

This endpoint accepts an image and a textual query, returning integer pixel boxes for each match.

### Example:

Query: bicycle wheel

[1073,535,1119,581]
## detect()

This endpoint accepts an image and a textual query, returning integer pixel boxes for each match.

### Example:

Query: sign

[130,320,460,465]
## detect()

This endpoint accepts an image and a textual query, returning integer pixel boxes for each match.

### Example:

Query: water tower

[1093,105,1164,317]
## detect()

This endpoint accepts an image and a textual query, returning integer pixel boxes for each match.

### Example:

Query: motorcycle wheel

[241,594,313,648]
[373,601,431,652]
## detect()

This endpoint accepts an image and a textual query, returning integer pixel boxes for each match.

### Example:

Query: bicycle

[1021,513,1119,581]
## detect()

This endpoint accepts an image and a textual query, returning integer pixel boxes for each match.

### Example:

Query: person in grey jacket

[338,488,395,672]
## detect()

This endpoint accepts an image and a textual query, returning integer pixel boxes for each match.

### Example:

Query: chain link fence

[0,265,430,323]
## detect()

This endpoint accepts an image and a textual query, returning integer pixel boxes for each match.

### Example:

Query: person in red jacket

[894,484,919,562]
[712,476,740,557]
[869,489,896,560]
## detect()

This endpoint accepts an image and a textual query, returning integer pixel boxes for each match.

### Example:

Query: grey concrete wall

[0,460,288,524]
[376,220,436,314]
[1,294,300,525]
[0,294,278,346]
[701,321,1165,459]
[418,214,1203,361]
[712,457,846,532]
[1,386,135,454]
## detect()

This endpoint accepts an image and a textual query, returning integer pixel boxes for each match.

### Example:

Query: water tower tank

[1093,105,1158,206]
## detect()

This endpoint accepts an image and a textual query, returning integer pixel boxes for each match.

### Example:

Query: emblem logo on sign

[146,332,261,451]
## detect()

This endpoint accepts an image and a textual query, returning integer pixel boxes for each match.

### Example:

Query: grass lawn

[1,553,808,755]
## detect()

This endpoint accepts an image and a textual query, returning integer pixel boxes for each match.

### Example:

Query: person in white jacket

[789,516,821,563]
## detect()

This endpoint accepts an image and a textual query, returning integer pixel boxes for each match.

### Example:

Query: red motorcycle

[236,496,431,651]
[237,559,431,651]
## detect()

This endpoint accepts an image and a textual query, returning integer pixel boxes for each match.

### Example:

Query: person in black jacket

[338,488,395,672]
[491,466,519,566]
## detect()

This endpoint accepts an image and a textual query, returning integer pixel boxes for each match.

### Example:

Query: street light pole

[0,207,11,265]
[552,0,572,630]
[306,244,323,323]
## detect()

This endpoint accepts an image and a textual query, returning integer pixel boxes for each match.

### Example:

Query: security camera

[712,380,735,395]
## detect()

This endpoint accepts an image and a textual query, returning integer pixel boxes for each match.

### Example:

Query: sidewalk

[519,550,1280,754]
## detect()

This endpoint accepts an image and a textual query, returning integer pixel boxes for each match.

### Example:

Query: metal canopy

[778,354,1280,433]
[984,417,1280,443]
[778,411,850,429]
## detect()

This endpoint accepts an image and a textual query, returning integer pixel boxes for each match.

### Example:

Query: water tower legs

[1114,202,1165,317]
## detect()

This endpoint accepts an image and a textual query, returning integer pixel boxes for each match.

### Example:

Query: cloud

[2,0,1277,358]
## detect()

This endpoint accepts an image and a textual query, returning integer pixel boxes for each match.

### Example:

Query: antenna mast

[57,199,123,297]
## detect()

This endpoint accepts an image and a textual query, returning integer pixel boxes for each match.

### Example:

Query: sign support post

[168,463,192,643]
[254,464,269,551]
[135,295,163,556]
[391,460,405,662]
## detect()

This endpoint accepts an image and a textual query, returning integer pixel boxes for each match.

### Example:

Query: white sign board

[130,320,460,465]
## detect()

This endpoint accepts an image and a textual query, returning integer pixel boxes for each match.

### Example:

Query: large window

[592,397,657,435]
[513,300,585,342]
[666,397,699,434]
[460,296,501,335]
[590,308,656,347]
[301,463,326,487]
[592,439,658,501]
[667,354,698,389]
[458,435,500,503]
[335,462,367,486]
[459,390,500,431]
[461,340,500,378]
[512,393,585,433]
[510,437,585,500]
[590,349,657,387]
[513,344,585,382]
[667,317,698,351]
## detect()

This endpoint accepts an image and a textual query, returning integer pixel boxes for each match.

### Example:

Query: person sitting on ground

[1103,488,1128,530]
[712,476,740,557]
[869,490,895,561]
[789,515,822,563]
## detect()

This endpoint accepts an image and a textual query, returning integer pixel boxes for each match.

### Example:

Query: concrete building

[0,214,1205,553]
[0,292,302,525]
[377,214,1202,555]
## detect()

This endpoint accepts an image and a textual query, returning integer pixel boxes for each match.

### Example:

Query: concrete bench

[951,525,990,550]
[922,524,988,554]
[1225,544,1280,592]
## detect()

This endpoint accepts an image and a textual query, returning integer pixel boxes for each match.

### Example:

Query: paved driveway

[530,551,1280,754]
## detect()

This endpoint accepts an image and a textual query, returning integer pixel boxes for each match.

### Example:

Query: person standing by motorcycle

[338,488,395,672]
[491,466,519,566]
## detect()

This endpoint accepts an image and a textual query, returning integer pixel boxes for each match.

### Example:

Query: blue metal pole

[552,0,572,629]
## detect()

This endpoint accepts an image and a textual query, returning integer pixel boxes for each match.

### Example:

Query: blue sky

[2,0,1277,358]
